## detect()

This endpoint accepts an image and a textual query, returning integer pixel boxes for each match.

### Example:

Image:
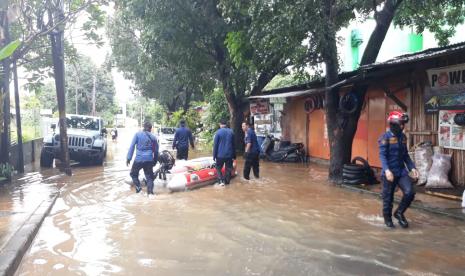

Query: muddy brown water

[13,129,465,275]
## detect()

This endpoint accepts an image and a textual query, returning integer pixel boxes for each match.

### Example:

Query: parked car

[40,114,107,167]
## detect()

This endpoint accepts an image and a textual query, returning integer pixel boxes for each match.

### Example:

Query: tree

[1,0,108,173]
[107,8,211,114]
[66,56,118,120]
[112,0,307,149]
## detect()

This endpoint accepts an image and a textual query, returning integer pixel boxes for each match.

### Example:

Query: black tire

[343,178,370,185]
[342,164,367,173]
[351,156,369,167]
[40,149,54,168]
[339,92,359,114]
[95,152,104,166]
[343,172,367,180]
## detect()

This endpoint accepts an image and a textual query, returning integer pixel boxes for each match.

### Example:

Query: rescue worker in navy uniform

[127,122,159,195]
[213,119,236,186]
[172,120,195,160]
[379,111,419,228]
[242,122,260,180]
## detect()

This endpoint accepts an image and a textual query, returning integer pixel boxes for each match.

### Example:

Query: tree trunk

[49,4,71,176]
[0,14,11,165]
[13,61,24,173]
[182,89,192,114]
[323,0,400,183]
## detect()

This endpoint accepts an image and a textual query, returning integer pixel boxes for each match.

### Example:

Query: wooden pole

[0,13,11,166]
[49,2,71,175]
[92,74,96,116]
[13,61,23,173]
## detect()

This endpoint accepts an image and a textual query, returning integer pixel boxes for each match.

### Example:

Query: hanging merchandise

[414,142,433,186]
[426,153,454,189]
[453,112,465,126]
[438,110,465,150]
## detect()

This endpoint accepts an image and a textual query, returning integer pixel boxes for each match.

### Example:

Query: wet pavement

[2,129,465,275]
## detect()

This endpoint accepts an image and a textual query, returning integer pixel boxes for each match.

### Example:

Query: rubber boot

[394,210,409,228]
[384,215,395,228]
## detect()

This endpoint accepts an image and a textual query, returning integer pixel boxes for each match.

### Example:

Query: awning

[248,88,323,99]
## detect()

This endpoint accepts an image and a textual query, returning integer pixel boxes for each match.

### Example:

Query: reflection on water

[16,129,465,275]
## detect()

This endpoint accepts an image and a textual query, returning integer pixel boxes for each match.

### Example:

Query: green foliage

[107,6,211,112]
[0,162,14,180]
[201,87,230,143]
[264,74,310,90]
[394,0,465,46]
[65,56,117,117]
[127,98,165,126]
[166,109,201,132]
[0,40,20,61]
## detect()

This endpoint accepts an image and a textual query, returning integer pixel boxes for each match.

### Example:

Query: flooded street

[14,129,465,275]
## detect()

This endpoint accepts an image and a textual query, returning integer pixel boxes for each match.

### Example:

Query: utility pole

[0,12,11,166]
[91,74,96,116]
[72,62,80,114]
[49,0,71,175]
[13,61,23,173]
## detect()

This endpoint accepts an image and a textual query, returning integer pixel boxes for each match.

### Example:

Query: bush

[201,87,230,144]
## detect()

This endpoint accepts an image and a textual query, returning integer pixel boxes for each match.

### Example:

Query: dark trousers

[176,147,189,160]
[243,152,259,179]
[382,174,415,217]
[216,158,233,184]
[130,161,155,193]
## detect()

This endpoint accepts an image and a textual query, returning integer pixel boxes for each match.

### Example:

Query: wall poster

[250,98,270,115]
[438,110,465,150]
[425,63,465,113]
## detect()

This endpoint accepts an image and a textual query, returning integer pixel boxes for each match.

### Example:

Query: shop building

[250,42,465,188]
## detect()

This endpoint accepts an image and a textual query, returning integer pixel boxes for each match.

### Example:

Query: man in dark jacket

[127,121,159,195]
[242,122,260,180]
[172,120,195,160]
[379,111,419,228]
[213,119,236,186]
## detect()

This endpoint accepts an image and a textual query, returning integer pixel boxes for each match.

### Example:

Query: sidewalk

[341,182,465,221]
[0,164,61,276]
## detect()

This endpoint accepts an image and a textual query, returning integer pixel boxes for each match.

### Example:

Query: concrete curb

[340,184,465,221]
[0,192,60,276]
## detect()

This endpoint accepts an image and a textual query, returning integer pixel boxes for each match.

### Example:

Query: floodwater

[14,129,465,275]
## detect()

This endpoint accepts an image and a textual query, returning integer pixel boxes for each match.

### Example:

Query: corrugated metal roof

[361,41,465,70]
[251,41,465,99]
[248,88,323,99]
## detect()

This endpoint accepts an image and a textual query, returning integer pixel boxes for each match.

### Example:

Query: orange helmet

[387,111,409,124]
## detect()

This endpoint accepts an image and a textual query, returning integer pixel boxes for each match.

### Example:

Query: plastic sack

[462,190,465,208]
[426,153,453,189]
[414,142,433,185]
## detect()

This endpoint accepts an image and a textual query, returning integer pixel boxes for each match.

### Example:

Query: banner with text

[425,63,465,113]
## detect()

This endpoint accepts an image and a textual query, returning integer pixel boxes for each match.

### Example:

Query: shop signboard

[250,98,270,115]
[254,114,272,136]
[425,63,465,113]
[438,110,465,150]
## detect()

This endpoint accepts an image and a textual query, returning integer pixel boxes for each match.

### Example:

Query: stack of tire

[342,157,379,185]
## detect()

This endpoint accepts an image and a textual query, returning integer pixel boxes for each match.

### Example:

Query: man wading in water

[127,122,159,196]
[378,111,419,228]
[242,121,260,180]
[172,119,195,160]
[213,119,236,186]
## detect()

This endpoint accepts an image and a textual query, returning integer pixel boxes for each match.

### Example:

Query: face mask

[390,123,402,136]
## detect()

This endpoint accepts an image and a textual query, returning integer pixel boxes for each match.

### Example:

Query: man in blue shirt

[213,119,236,186]
[242,122,260,180]
[172,120,195,160]
[379,111,419,228]
[127,122,159,195]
